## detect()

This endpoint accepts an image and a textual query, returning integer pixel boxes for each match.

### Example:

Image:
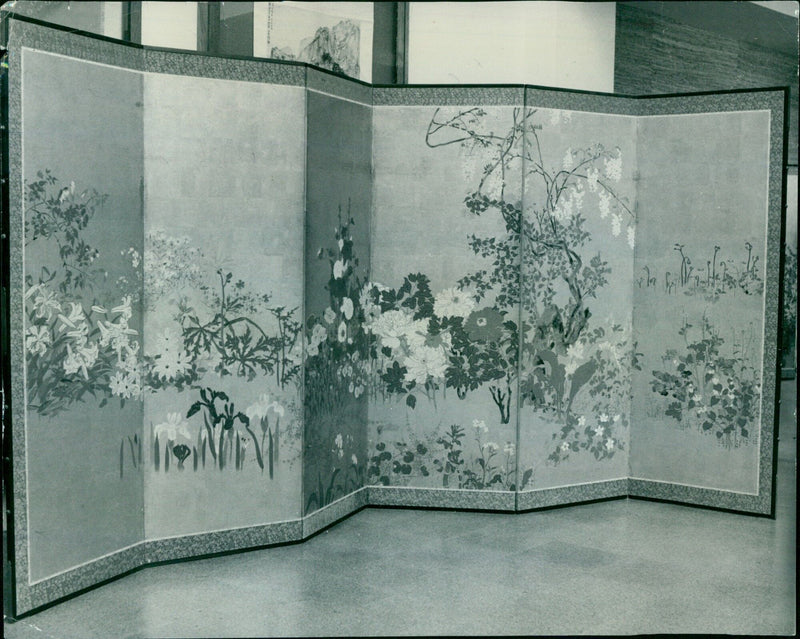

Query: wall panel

[614,3,798,165]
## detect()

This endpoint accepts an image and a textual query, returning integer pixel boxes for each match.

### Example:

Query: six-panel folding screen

[4,18,787,615]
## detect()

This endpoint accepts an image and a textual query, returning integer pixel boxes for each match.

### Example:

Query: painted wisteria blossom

[385,106,637,465]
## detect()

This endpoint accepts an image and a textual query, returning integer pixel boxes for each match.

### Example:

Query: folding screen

[3,16,786,616]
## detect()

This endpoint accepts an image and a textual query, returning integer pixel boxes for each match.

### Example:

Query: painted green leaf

[521,468,533,489]
[568,360,597,404]
[665,402,683,421]
[186,402,203,419]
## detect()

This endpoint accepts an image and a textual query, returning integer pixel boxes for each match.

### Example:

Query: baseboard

[367,485,516,511]
[302,488,369,538]
[516,478,629,511]
[626,478,771,515]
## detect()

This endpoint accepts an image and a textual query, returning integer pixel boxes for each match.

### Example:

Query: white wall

[750,1,799,18]
[787,172,798,247]
[102,2,123,39]
[408,1,616,92]
[140,1,198,50]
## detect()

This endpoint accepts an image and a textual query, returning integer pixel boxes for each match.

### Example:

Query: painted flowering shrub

[367,419,533,491]
[361,277,519,422]
[422,107,637,464]
[24,171,143,417]
[142,236,303,475]
[650,316,760,447]
[304,210,371,414]
[24,172,303,477]
[303,209,370,512]
[357,108,637,486]
[144,265,302,390]
[344,107,637,487]
[542,322,642,463]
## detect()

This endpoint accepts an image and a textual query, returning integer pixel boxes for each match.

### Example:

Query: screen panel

[141,72,307,538]
[16,46,145,594]
[302,75,373,518]
[517,97,638,504]
[368,89,523,509]
[630,108,774,503]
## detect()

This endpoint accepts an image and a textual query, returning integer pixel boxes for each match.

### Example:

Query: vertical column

[372,2,408,84]
[198,2,254,57]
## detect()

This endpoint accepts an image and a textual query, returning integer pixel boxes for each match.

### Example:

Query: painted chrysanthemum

[403,345,448,384]
[433,287,476,319]
[464,307,505,342]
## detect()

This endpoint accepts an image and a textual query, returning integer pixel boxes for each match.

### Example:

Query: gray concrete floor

[4,381,796,637]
